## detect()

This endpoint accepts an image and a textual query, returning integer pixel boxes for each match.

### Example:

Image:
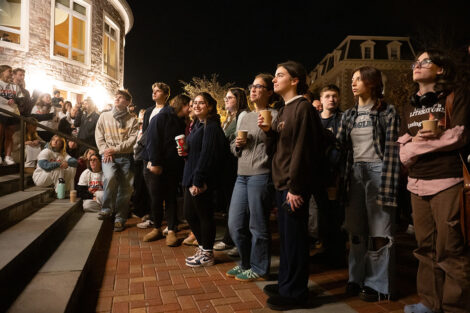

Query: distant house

[0,0,133,110]
[308,35,416,110]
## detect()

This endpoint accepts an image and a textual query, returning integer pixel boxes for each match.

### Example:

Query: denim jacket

[336,102,400,207]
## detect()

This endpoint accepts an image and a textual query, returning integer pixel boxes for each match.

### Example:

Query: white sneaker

[186,250,214,267]
[163,226,168,236]
[4,156,15,165]
[137,219,154,229]
[213,241,233,251]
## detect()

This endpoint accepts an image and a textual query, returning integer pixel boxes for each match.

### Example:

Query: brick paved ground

[92,217,419,313]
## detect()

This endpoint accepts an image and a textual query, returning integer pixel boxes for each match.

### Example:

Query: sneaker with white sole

[235,268,266,282]
[137,219,154,229]
[163,226,168,235]
[226,265,244,278]
[213,241,233,251]
[4,156,15,165]
[186,250,214,267]
[227,246,239,257]
[185,247,203,263]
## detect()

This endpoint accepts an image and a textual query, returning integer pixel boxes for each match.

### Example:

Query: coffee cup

[421,119,438,134]
[260,110,272,126]
[237,130,248,140]
[70,190,77,202]
[175,134,188,156]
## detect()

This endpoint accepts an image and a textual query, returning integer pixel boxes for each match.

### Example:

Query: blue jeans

[228,174,271,276]
[101,154,134,224]
[345,162,395,295]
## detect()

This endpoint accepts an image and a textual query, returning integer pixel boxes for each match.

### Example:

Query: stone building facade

[0,0,133,110]
[308,36,416,112]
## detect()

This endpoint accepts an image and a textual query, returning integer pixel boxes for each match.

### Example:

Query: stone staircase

[0,164,111,313]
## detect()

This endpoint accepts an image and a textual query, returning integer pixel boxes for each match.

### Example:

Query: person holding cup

[225,74,278,282]
[179,92,229,267]
[142,94,191,246]
[398,49,470,313]
[258,61,325,310]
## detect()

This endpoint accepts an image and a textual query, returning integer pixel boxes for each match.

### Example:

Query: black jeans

[184,187,215,250]
[143,167,179,231]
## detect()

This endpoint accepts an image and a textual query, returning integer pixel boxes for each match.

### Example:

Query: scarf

[112,106,128,129]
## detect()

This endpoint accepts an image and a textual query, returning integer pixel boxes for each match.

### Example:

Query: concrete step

[0,174,34,197]
[0,163,19,176]
[0,186,56,232]
[0,199,82,312]
[7,213,106,313]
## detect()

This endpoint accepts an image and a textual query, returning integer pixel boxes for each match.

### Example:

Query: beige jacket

[95,110,139,155]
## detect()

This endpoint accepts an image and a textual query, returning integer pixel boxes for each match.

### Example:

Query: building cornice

[108,0,134,34]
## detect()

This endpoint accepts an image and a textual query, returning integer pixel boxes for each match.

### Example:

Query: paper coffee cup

[175,134,188,156]
[421,119,438,133]
[237,130,248,140]
[260,110,272,126]
[70,190,77,202]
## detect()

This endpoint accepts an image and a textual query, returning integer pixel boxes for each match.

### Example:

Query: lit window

[103,19,119,79]
[53,0,89,63]
[0,0,28,50]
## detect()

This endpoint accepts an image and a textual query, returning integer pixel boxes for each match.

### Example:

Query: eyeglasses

[224,96,235,101]
[411,58,433,70]
[248,84,268,91]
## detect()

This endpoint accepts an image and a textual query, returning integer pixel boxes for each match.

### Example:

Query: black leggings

[184,187,215,250]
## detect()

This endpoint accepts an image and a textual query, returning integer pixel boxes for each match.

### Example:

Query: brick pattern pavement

[94,217,419,313]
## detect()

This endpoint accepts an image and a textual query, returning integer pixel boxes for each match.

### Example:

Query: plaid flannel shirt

[336,103,400,207]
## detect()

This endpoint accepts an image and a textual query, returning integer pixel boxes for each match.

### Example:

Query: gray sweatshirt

[231,109,278,176]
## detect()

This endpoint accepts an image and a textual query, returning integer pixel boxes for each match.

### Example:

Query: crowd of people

[0,46,469,312]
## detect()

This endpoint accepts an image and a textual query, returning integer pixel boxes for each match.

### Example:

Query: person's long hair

[352,66,385,111]
[194,92,219,124]
[25,118,40,141]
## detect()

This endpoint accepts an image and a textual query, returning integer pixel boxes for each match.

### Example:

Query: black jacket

[145,105,186,173]
[76,111,99,154]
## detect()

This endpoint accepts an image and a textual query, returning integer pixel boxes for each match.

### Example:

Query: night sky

[123,0,470,110]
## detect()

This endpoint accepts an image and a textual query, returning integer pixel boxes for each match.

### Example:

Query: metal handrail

[0,107,96,191]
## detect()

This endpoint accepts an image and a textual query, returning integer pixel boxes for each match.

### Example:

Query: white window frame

[50,0,91,68]
[387,41,402,60]
[0,0,30,51]
[102,13,120,82]
[361,40,375,60]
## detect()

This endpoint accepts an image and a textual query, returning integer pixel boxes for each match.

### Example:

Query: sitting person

[32,135,77,193]
[75,148,98,186]
[24,118,44,173]
[77,153,104,212]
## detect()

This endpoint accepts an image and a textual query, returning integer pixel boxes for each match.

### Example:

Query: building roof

[108,0,134,34]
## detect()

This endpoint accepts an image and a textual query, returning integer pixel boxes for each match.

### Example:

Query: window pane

[103,34,109,67]
[54,7,69,46]
[72,16,85,51]
[73,2,86,15]
[54,44,68,58]
[104,23,109,33]
[109,38,117,78]
[0,0,22,44]
[72,50,84,62]
[57,0,70,7]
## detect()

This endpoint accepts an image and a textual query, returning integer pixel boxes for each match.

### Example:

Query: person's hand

[102,155,113,163]
[412,129,442,142]
[104,148,115,157]
[177,146,184,156]
[25,140,33,146]
[60,161,69,169]
[88,187,94,193]
[235,136,247,148]
[286,192,304,211]
[150,165,163,175]
[257,114,270,132]
[190,183,207,196]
